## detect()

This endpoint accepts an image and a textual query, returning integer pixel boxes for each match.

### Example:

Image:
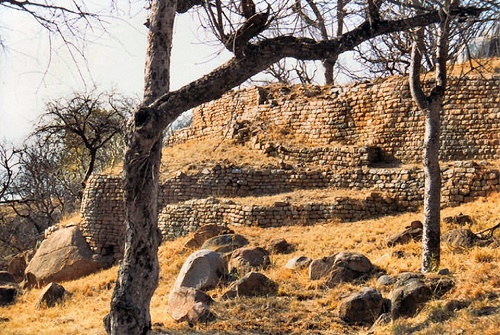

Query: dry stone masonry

[79,75,500,259]
[168,76,500,164]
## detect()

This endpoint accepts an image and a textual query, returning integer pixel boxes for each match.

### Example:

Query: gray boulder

[24,226,102,287]
[183,224,234,250]
[173,249,227,291]
[167,286,215,324]
[390,279,432,318]
[36,282,67,308]
[339,287,390,325]
[222,272,278,299]
[442,229,478,248]
[308,255,336,280]
[201,234,249,253]
[229,247,270,275]
[334,251,373,273]
[267,238,293,254]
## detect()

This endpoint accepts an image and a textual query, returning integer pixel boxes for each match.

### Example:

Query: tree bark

[409,1,452,273]
[104,0,176,333]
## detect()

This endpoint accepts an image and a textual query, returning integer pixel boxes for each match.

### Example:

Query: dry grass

[160,139,282,179]
[1,192,499,335]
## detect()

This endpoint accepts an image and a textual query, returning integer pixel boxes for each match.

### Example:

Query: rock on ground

[285,256,312,270]
[24,226,103,287]
[173,249,227,291]
[167,286,215,324]
[339,287,390,325]
[183,224,234,250]
[229,247,270,275]
[36,282,67,308]
[201,234,249,253]
[222,272,278,299]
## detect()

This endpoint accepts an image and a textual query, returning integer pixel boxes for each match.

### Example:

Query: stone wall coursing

[158,193,398,240]
[159,161,499,208]
[81,162,499,254]
[80,174,125,261]
[167,76,500,164]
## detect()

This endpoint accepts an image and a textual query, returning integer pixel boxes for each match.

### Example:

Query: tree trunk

[409,1,452,273]
[323,56,336,85]
[422,101,441,272]
[104,0,176,333]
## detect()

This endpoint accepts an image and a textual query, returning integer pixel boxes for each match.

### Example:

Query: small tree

[34,90,134,191]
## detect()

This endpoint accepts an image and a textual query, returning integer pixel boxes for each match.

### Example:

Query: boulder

[442,229,478,249]
[36,282,67,308]
[7,253,28,282]
[376,275,395,287]
[387,228,423,246]
[308,255,336,280]
[333,252,373,273]
[285,256,312,270]
[425,275,455,298]
[325,266,359,287]
[183,224,234,250]
[390,279,432,318]
[339,287,390,325]
[267,238,293,254]
[173,249,227,291]
[201,234,249,254]
[229,247,270,275]
[0,285,17,306]
[323,252,373,287]
[222,272,278,299]
[167,287,215,324]
[24,226,103,287]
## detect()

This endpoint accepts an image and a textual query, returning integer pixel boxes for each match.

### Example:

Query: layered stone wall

[78,75,500,258]
[167,76,500,163]
[81,161,499,249]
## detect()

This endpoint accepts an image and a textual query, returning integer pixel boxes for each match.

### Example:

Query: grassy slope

[1,192,498,335]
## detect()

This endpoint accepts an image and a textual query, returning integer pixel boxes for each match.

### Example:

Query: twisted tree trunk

[104,0,176,333]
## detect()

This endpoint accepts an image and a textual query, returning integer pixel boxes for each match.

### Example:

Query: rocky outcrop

[24,225,103,287]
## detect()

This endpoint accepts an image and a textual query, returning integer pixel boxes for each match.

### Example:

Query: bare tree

[103,0,485,333]
[353,0,499,78]
[409,0,451,273]
[34,90,133,191]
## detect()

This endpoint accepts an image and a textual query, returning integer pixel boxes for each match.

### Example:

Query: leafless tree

[352,0,499,78]
[103,0,486,333]
[34,90,134,191]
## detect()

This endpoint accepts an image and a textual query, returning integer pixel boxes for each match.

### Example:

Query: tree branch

[149,5,483,132]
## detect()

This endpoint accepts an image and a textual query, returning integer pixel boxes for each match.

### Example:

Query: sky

[0,1,232,144]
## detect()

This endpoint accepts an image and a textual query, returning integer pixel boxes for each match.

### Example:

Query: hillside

[1,191,499,334]
[2,69,500,334]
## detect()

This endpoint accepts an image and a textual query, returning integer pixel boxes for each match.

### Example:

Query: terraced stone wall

[80,162,499,252]
[167,76,500,164]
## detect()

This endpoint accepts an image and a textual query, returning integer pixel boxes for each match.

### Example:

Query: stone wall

[167,76,500,164]
[81,161,499,248]
[80,175,125,261]
[78,75,500,258]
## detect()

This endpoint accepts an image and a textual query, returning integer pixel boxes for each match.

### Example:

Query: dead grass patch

[1,194,499,334]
